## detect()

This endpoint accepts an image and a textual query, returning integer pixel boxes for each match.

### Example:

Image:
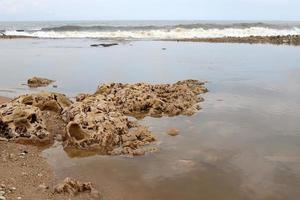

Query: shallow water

[1,39,300,199]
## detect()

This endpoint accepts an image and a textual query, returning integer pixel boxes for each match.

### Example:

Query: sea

[1,20,300,39]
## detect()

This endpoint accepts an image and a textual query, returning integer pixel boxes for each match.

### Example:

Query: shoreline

[0,35,38,39]
[168,35,300,45]
[1,34,300,45]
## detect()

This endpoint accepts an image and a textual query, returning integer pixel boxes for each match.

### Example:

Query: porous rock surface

[27,77,55,88]
[0,92,71,145]
[63,94,156,155]
[54,177,100,198]
[95,79,208,118]
[0,80,207,156]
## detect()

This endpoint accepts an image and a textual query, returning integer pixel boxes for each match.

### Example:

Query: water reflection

[1,40,300,199]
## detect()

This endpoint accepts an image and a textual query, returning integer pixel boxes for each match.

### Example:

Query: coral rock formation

[95,79,207,118]
[63,95,155,155]
[54,177,100,198]
[27,77,55,88]
[0,92,71,145]
[0,80,207,156]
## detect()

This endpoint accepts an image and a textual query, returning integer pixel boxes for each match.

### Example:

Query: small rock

[90,43,118,47]
[133,149,145,156]
[0,195,6,200]
[22,150,28,154]
[21,172,27,176]
[17,197,22,200]
[0,137,8,142]
[38,183,49,191]
[55,134,63,141]
[167,128,180,136]
[27,77,54,88]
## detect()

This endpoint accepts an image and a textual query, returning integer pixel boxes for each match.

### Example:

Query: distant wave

[3,23,300,39]
[40,23,299,32]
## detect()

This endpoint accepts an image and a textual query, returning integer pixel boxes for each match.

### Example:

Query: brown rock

[95,79,207,118]
[54,177,100,199]
[0,92,72,145]
[167,128,180,136]
[27,77,54,88]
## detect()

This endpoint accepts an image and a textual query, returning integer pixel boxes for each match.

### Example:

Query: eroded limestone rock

[0,80,207,156]
[95,79,207,118]
[0,92,71,145]
[54,177,100,198]
[63,95,156,155]
[27,77,55,88]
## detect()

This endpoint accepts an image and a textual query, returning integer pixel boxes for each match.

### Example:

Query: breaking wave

[3,23,300,39]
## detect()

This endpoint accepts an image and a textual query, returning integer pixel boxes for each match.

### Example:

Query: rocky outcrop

[27,77,55,88]
[0,92,71,145]
[63,95,156,155]
[172,35,300,46]
[95,79,208,118]
[0,80,207,156]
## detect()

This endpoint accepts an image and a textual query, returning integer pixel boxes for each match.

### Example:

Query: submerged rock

[90,43,118,47]
[167,128,180,136]
[27,77,55,88]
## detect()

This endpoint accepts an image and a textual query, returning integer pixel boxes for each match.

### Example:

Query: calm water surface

[0,39,300,200]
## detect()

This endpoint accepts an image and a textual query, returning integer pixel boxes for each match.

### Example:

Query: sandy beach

[0,96,10,104]
[0,97,64,199]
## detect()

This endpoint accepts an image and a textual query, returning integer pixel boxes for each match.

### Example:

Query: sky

[0,0,299,21]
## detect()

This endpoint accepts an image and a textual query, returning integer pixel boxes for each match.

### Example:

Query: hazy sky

[0,0,299,21]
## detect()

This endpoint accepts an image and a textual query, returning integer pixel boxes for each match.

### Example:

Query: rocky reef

[0,80,207,156]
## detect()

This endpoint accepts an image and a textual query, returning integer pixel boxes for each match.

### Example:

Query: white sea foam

[4,27,300,39]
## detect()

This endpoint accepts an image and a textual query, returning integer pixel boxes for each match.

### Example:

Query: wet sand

[0,142,71,200]
[0,96,10,104]
[1,39,300,200]
[0,96,66,199]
